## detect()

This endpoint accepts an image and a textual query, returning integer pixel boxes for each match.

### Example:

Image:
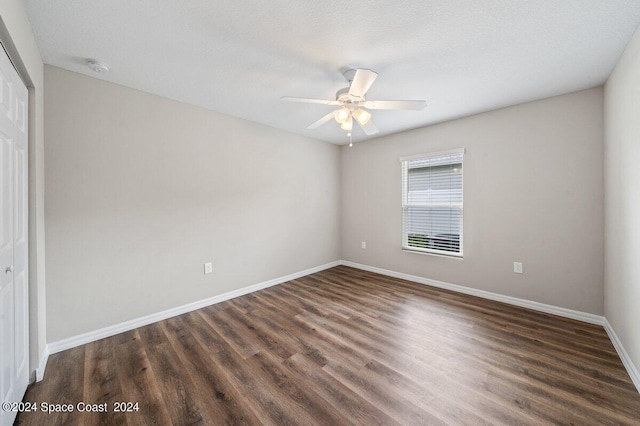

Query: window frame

[400,148,465,258]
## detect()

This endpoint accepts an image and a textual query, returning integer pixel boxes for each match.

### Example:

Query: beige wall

[0,0,47,376]
[44,66,340,342]
[341,88,604,314]
[604,25,640,376]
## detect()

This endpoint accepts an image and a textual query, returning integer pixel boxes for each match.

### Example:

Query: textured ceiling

[25,0,640,145]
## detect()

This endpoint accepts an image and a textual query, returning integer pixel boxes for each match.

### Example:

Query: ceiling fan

[282,69,427,136]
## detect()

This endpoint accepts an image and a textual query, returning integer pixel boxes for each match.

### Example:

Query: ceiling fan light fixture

[353,108,371,125]
[340,114,353,131]
[334,108,350,124]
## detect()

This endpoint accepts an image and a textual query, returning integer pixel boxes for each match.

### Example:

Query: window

[401,149,464,257]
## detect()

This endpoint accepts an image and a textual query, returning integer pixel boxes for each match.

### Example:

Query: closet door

[12,55,29,406]
[0,44,28,426]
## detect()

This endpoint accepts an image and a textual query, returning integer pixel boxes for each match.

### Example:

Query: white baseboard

[340,260,605,325]
[35,346,49,382]
[47,261,340,356]
[603,318,640,393]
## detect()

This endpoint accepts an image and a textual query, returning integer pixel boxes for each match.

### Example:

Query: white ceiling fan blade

[359,119,379,136]
[306,111,336,129]
[348,69,378,98]
[281,96,341,105]
[362,100,426,110]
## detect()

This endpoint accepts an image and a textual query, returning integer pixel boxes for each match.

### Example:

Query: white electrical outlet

[361,241,367,249]
[513,262,523,274]
[204,262,213,274]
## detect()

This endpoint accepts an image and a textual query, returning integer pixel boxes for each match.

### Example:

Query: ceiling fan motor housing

[336,87,363,105]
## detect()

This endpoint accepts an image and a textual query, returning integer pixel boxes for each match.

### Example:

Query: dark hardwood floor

[16,266,640,425]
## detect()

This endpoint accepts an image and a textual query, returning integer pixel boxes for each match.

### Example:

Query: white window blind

[401,149,464,257]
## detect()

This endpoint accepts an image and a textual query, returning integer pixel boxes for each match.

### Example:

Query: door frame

[0,17,44,385]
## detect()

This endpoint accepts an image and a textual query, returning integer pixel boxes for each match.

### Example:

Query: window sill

[402,248,464,260]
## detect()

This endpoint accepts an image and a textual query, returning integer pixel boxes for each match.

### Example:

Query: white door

[0,44,29,426]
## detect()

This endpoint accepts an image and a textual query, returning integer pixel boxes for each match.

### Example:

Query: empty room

[1,0,640,425]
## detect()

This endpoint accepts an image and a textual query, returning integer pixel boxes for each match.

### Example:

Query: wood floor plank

[295,307,546,424]
[249,291,371,369]
[112,330,173,426]
[16,266,640,425]
[138,323,209,425]
[282,353,401,426]
[322,359,447,425]
[246,350,354,425]
[223,305,295,361]
[82,338,127,426]
[160,315,263,425]
[185,314,321,426]
[16,346,86,426]
[244,303,332,367]
[198,305,262,359]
